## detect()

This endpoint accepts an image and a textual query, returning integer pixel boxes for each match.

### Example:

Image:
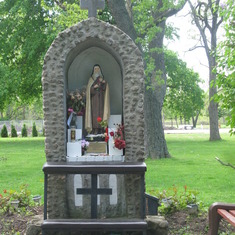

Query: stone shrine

[42,1,145,233]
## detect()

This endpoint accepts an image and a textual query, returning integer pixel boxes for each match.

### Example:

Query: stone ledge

[26,215,43,235]
[146,215,169,235]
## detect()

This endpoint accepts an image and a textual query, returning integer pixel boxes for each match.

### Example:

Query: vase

[33,195,41,204]
[11,200,20,209]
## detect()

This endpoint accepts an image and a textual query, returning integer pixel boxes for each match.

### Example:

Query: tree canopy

[2,0,228,156]
[164,50,204,127]
[107,0,186,158]
[0,0,50,106]
[216,0,235,134]
[0,0,87,107]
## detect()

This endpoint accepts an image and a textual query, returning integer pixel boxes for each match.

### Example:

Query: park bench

[208,202,235,235]
[41,162,147,235]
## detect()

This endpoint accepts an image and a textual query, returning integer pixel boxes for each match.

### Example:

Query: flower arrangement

[81,139,89,151]
[97,117,109,142]
[67,89,86,116]
[97,116,108,128]
[110,124,126,150]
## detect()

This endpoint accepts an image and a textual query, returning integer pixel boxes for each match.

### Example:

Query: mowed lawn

[0,134,234,207]
[146,133,235,207]
[0,138,45,197]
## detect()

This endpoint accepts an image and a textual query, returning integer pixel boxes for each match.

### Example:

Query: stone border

[42,17,145,162]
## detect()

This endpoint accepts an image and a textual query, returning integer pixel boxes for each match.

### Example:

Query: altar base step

[66,155,124,162]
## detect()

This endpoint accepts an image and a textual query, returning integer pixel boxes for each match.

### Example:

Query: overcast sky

[165,4,210,90]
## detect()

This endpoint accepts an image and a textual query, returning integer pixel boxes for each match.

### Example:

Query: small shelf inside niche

[66,155,125,162]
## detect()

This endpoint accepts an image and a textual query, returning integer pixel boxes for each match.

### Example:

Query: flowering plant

[97,116,108,128]
[81,139,89,151]
[97,117,109,142]
[0,184,32,214]
[110,124,126,150]
[67,89,86,116]
[104,127,109,143]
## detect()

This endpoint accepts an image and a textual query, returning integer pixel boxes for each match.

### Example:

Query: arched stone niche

[42,18,145,162]
[67,46,122,114]
[42,18,145,219]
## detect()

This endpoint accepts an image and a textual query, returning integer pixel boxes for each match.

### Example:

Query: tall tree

[107,0,186,158]
[1,0,187,158]
[164,50,204,127]
[216,0,235,135]
[187,0,223,140]
[0,0,49,103]
[0,0,85,107]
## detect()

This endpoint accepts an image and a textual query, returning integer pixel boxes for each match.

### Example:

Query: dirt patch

[165,210,235,235]
[0,206,43,235]
[0,207,235,234]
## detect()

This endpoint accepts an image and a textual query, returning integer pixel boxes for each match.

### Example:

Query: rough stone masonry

[42,17,145,219]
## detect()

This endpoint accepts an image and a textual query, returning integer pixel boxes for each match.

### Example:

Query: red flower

[110,131,114,137]
[0,194,2,198]
[105,136,109,143]
[114,139,126,150]
[97,117,102,123]
[3,189,7,194]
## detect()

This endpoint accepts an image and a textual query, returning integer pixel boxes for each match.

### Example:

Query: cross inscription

[80,0,105,18]
[76,174,112,218]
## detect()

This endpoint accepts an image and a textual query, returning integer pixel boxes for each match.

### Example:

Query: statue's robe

[85,76,110,133]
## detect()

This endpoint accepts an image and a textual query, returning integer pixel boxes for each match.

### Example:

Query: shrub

[149,185,200,215]
[0,184,32,214]
[1,125,8,137]
[21,124,28,137]
[11,125,18,137]
[32,122,38,137]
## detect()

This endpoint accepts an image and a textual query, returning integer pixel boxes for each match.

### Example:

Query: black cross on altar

[80,0,105,18]
[77,174,112,218]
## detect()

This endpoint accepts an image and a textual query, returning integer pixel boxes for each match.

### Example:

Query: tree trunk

[162,111,165,128]
[187,0,221,141]
[209,62,221,140]
[208,28,221,140]
[106,0,137,43]
[145,21,170,158]
[192,111,199,128]
[175,116,178,128]
[107,0,170,158]
[144,88,170,158]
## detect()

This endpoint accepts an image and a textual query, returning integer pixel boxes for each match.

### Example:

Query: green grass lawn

[0,137,45,198]
[146,133,235,207]
[0,134,234,208]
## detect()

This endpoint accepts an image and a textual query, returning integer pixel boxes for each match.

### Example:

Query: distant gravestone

[80,0,105,18]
